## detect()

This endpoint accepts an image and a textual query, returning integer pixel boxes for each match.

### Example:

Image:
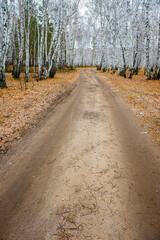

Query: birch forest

[0,0,160,88]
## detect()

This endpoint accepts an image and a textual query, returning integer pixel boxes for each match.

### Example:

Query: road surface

[0,69,160,240]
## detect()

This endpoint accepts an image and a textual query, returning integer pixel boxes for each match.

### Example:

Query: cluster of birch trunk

[0,0,79,88]
[76,0,160,80]
[1,0,160,89]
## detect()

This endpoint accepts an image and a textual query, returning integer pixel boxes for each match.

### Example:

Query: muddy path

[0,69,160,240]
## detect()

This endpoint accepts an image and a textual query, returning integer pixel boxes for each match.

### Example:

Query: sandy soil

[0,69,160,240]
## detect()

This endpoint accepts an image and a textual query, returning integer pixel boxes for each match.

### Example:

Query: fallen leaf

[154,224,160,229]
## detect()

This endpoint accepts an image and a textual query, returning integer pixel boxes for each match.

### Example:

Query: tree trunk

[49,60,57,78]
[0,58,7,88]
[145,0,151,79]
[25,30,30,81]
[120,39,127,78]
[16,0,24,79]
[34,28,36,78]
[154,20,160,79]
[38,5,45,80]
[25,0,30,82]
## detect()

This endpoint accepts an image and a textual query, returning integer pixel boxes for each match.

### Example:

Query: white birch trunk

[145,0,151,79]
[38,0,45,80]
[25,0,30,82]
[17,0,24,77]
[0,0,14,88]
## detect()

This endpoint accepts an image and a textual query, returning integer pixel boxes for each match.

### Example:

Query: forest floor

[97,69,160,149]
[0,69,80,154]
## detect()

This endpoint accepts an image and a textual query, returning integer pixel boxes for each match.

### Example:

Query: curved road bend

[0,69,160,240]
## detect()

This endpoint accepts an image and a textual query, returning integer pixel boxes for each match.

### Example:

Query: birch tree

[13,0,25,78]
[145,0,151,79]
[0,0,14,88]
[79,0,160,79]
[1,0,160,88]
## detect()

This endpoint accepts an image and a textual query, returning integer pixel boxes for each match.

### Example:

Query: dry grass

[97,70,160,148]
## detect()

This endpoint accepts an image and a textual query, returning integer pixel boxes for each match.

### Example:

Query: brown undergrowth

[97,69,160,149]
[0,69,80,154]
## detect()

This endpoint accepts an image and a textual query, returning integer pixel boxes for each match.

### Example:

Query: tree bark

[25,0,30,82]
[0,0,14,88]
[145,0,151,79]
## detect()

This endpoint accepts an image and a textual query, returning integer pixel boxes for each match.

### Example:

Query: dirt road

[0,69,160,240]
